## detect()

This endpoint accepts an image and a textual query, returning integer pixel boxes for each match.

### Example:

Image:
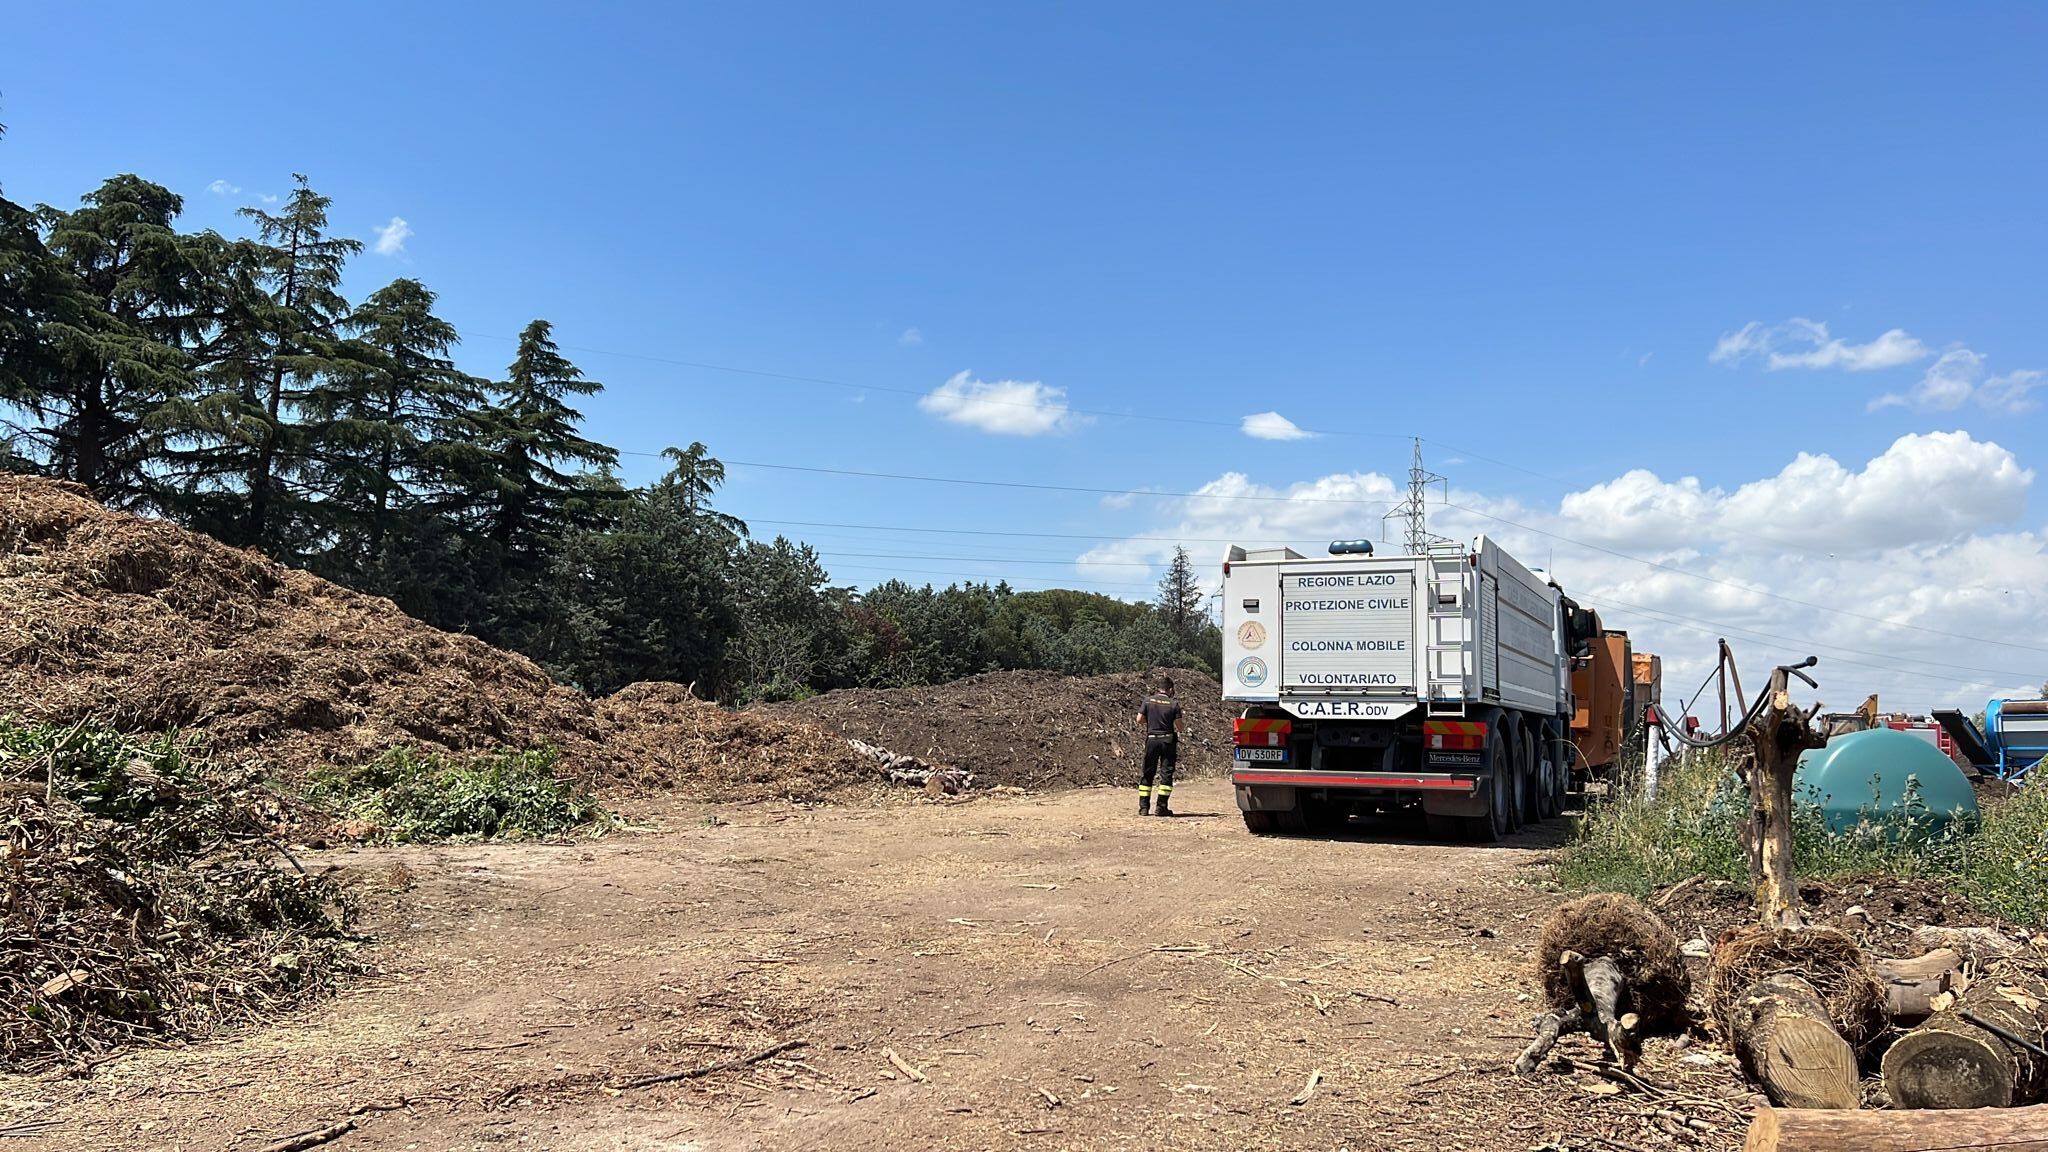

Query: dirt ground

[9,782,1757,1152]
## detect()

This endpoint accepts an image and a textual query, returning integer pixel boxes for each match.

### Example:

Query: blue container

[1794,728,1979,838]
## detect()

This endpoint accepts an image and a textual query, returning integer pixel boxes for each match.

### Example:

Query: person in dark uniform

[1136,675,1182,817]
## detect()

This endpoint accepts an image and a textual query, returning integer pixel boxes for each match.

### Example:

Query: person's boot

[1138,791,1151,816]
[1155,789,1174,818]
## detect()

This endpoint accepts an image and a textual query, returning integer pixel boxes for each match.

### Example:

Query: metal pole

[1643,706,1661,799]
[1718,649,1729,735]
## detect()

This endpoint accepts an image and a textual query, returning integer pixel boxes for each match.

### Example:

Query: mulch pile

[0,477,883,802]
[0,477,603,778]
[2,476,1215,804]
[595,682,872,801]
[770,669,1237,789]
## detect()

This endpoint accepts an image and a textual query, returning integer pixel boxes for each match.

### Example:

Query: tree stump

[1882,961,2048,1109]
[1728,972,1860,1110]
[1745,1103,2048,1151]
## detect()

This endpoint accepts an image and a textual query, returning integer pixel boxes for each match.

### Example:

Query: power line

[1583,590,2043,682]
[1440,498,2048,657]
[814,548,1162,569]
[717,458,1394,507]
[824,562,1157,593]
[456,331,1595,490]
[741,516,1296,547]
[728,456,2048,657]
[1580,592,1998,691]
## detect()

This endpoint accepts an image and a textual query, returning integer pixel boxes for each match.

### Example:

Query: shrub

[1962,784,2048,928]
[306,747,602,842]
[1556,750,2042,929]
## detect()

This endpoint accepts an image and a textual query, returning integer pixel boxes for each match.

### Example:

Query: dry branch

[254,1121,356,1152]
[613,1039,808,1091]
[883,1047,929,1083]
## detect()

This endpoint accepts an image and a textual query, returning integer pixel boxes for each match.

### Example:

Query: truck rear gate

[1221,536,1572,839]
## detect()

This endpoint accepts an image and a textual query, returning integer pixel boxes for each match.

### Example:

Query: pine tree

[205,175,361,548]
[481,319,619,558]
[9,176,209,503]
[300,278,482,582]
[0,194,79,459]
[1156,545,1208,646]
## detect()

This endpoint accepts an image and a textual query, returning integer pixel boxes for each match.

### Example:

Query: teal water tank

[1794,728,1979,838]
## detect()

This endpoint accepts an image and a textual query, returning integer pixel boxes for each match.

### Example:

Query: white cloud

[917,371,1081,436]
[1871,349,2044,415]
[1712,318,1930,372]
[205,179,240,196]
[372,216,412,257]
[258,193,279,205]
[1980,370,2045,413]
[898,327,924,347]
[1556,432,2030,554]
[1086,433,2048,711]
[1241,411,1314,441]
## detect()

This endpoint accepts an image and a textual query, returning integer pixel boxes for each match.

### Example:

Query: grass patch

[1556,750,2048,929]
[305,747,603,842]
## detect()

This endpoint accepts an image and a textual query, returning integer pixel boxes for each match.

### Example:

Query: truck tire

[1536,723,1561,820]
[1517,725,1539,829]
[1460,737,1513,843]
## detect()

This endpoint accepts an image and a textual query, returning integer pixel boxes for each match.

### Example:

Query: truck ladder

[1424,556,1467,717]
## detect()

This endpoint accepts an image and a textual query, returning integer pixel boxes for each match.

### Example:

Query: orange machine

[1571,629,1634,772]
[1631,652,1661,733]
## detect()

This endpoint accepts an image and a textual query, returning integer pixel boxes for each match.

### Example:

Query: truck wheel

[1543,725,1569,818]
[1242,810,1279,835]
[1464,737,1511,843]
[1522,726,1543,826]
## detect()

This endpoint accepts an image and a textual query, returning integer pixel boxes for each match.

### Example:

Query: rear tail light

[1422,719,1488,751]
[1234,717,1291,747]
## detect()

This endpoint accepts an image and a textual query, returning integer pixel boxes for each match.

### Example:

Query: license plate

[1234,747,1290,763]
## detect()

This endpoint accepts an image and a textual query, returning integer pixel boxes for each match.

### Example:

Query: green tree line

[0,165,1221,699]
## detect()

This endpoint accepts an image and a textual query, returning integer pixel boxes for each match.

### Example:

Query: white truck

[1220,536,1572,840]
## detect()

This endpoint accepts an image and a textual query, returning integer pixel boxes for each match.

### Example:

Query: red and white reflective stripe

[1231,769,1477,792]
[1234,717,1292,747]
[1423,719,1488,751]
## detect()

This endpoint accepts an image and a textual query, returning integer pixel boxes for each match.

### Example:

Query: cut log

[1745,1103,2048,1151]
[1908,925,2023,967]
[1559,950,1641,1069]
[1728,972,1859,1110]
[1874,949,1960,1026]
[1882,961,2048,1109]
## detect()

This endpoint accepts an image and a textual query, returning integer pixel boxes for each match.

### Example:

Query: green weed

[1556,751,2045,929]
[306,747,603,842]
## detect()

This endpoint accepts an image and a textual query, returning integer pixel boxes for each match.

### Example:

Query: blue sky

[5,3,2047,708]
